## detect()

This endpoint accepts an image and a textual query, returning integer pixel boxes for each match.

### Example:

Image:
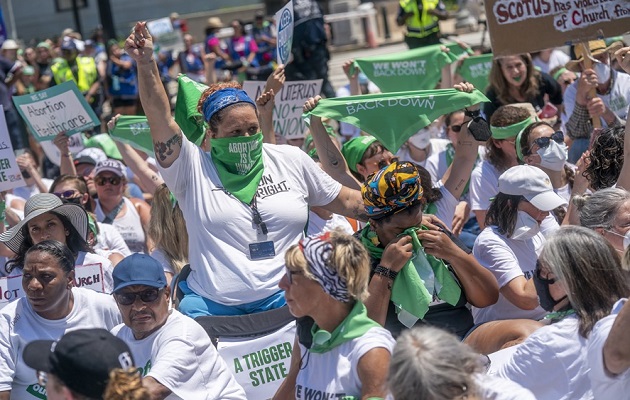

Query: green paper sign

[304,88,489,153]
[457,53,494,92]
[353,43,467,93]
[12,80,100,142]
[174,74,208,146]
[109,115,154,156]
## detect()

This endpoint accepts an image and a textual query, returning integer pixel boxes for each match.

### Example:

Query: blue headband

[202,88,256,122]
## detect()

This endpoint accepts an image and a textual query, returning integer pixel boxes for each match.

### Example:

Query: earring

[65,231,69,236]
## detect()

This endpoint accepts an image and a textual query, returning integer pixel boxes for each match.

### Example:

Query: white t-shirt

[475,374,536,400]
[12,179,54,201]
[433,181,459,231]
[295,327,395,400]
[95,197,146,253]
[112,309,246,400]
[307,211,355,236]
[587,299,630,400]
[150,248,175,276]
[497,315,592,400]
[425,144,485,186]
[0,288,121,399]
[471,226,547,324]
[158,137,342,305]
[95,221,131,256]
[470,160,501,212]
[532,50,571,74]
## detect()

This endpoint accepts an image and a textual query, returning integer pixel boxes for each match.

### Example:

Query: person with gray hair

[496,225,630,400]
[574,187,630,254]
[388,325,534,400]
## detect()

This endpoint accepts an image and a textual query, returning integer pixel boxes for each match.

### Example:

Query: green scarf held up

[210,132,265,204]
[304,88,489,153]
[108,115,155,156]
[309,301,380,354]
[352,42,465,93]
[174,74,209,147]
[456,53,494,92]
[360,225,461,328]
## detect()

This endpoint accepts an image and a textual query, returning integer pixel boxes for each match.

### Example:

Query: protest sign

[243,79,323,138]
[0,106,24,191]
[147,17,185,53]
[109,116,154,156]
[353,43,467,93]
[275,0,294,65]
[218,322,295,399]
[485,0,630,56]
[12,81,99,142]
[40,133,85,167]
[0,274,22,309]
[304,88,489,152]
[456,53,494,92]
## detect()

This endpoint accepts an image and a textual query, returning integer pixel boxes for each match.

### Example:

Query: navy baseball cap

[61,38,77,51]
[112,253,167,293]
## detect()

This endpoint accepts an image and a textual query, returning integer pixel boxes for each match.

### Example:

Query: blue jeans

[177,280,287,319]
[568,138,589,164]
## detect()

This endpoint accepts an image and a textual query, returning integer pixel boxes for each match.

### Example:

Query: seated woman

[0,241,122,399]
[496,226,630,400]
[274,230,394,400]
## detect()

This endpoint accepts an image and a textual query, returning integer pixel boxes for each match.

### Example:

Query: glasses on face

[563,78,575,85]
[535,260,556,284]
[37,370,48,387]
[449,121,468,133]
[95,176,122,186]
[530,131,564,151]
[114,288,162,306]
[52,190,79,199]
[285,266,304,285]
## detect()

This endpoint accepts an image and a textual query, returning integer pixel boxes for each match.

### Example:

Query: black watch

[374,265,398,281]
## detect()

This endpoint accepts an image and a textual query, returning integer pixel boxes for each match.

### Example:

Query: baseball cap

[113,253,167,293]
[1,39,19,50]
[60,38,77,51]
[498,165,567,211]
[74,147,107,167]
[23,329,135,399]
[94,159,127,178]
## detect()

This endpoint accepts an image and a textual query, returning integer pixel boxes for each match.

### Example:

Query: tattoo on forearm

[326,143,341,167]
[352,198,368,222]
[153,134,182,162]
[454,179,466,192]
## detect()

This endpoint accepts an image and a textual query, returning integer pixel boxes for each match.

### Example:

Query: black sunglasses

[563,79,575,85]
[114,288,162,306]
[377,156,399,170]
[52,190,78,199]
[535,260,556,284]
[449,121,469,133]
[95,176,122,186]
[531,131,564,151]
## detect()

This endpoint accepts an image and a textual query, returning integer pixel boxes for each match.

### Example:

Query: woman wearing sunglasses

[274,230,395,400]
[495,226,630,400]
[0,240,122,400]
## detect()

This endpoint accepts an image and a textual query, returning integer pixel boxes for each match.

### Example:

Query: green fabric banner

[353,43,466,93]
[456,53,494,92]
[174,74,208,146]
[304,88,489,152]
[83,133,123,160]
[109,115,155,156]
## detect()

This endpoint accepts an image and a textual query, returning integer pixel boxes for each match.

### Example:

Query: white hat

[498,165,567,211]
[1,39,18,50]
[95,159,127,179]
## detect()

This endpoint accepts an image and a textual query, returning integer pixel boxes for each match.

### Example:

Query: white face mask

[537,140,567,171]
[605,229,630,250]
[594,61,611,84]
[408,129,431,150]
[511,210,540,241]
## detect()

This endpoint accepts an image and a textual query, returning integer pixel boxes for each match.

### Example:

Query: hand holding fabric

[381,235,414,273]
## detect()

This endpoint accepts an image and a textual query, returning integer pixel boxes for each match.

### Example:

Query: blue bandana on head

[202,88,256,122]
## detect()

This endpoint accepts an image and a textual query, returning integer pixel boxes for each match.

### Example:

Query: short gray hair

[574,187,630,229]
[387,326,482,400]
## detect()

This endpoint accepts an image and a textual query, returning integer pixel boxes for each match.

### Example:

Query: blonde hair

[148,184,188,274]
[285,230,370,301]
[104,368,149,400]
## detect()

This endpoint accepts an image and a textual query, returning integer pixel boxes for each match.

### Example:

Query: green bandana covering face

[309,301,380,353]
[456,53,494,92]
[360,225,461,328]
[491,116,534,140]
[210,132,264,204]
[174,75,209,147]
[341,136,377,173]
[305,89,489,153]
[108,115,154,156]
[352,43,465,93]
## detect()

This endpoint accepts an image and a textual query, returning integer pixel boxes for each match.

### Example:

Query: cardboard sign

[485,0,630,56]
[12,81,100,141]
[147,17,185,53]
[243,79,323,138]
[39,133,85,166]
[0,263,106,309]
[0,105,24,191]
[218,322,296,400]
[275,0,294,65]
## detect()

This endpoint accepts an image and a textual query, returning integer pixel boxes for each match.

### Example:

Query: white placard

[0,105,25,191]
[275,0,294,66]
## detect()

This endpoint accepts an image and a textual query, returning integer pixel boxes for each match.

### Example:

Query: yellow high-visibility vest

[399,0,440,39]
[51,56,97,92]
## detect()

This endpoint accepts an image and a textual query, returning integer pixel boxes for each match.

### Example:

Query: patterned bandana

[299,232,350,303]
[361,161,424,220]
[202,88,256,122]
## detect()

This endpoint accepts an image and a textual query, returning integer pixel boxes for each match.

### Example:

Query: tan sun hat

[566,40,624,72]
[207,17,224,29]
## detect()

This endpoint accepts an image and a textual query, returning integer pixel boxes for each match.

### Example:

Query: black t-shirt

[483,72,563,120]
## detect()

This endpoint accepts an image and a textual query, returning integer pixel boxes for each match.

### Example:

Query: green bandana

[552,67,568,81]
[87,214,98,238]
[174,75,209,146]
[423,201,438,216]
[309,301,380,353]
[360,225,461,327]
[304,89,489,153]
[108,115,154,156]
[490,116,534,140]
[352,43,465,93]
[83,133,123,160]
[341,136,377,173]
[456,53,494,92]
[210,132,264,204]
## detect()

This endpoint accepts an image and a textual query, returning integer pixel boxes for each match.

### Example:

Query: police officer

[396,0,448,49]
